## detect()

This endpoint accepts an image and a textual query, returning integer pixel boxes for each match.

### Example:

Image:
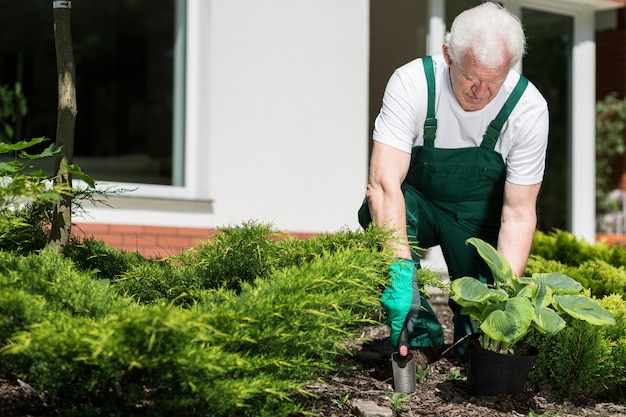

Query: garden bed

[1,294,625,417]
[299,294,626,417]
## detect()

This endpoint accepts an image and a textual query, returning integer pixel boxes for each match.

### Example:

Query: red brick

[73,222,318,259]
[179,228,213,238]
[109,224,146,234]
[74,223,111,235]
[144,226,179,236]
[101,234,125,246]
[155,236,194,247]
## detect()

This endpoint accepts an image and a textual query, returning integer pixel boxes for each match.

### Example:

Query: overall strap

[422,56,437,147]
[481,74,529,150]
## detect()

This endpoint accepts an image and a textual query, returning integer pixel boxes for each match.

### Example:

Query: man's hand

[380,258,421,347]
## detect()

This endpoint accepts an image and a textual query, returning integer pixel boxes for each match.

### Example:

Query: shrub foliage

[0,223,415,416]
[1,223,625,414]
[526,229,626,399]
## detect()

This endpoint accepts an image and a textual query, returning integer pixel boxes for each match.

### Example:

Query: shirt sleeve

[503,86,550,185]
[372,63,426,154]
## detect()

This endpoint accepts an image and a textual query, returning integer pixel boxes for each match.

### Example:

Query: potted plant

[450,237,615,395]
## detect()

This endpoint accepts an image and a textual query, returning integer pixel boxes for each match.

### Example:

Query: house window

[0,0,186,186]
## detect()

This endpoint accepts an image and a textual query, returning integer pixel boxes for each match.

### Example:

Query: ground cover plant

[525,229,626,400]
[0,222,447,417]
[0,223,625,416]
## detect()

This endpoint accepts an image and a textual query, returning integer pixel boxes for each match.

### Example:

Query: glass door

[521,8,573,232]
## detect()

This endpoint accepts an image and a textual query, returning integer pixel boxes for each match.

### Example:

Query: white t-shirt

[373,54,549,185]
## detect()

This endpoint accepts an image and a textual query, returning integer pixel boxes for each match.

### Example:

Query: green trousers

[401,182,497,354]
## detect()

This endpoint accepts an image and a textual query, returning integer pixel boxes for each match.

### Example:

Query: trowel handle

[398,316,410,357]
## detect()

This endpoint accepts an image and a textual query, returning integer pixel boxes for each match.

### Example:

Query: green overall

[359,56,529,357]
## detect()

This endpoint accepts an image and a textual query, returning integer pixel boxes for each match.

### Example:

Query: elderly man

[359,2,549,365]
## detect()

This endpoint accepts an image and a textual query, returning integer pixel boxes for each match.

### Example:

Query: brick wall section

[73,222,318,258]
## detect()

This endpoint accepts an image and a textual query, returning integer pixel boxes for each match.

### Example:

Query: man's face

[443,45,511,112]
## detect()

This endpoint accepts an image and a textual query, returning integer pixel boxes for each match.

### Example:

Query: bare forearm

[366,142,413,260]
[497,181,541,276]
[497,209,536,277]
[367,187,412,259]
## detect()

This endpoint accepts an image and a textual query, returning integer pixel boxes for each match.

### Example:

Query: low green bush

[526,256,626,298]
[525,230,626,399]
[193,248,389,366]
[1,225,427,417]
[5,223,624,415]
[528,320,613,400]
[111,221,311,304]
[0,287,46,343]
[527,293,626,400]
[0,249,129,320]
[174,221,284,291]
[65,236,148,281]
[111,222,445,306]
[532,229,626,268]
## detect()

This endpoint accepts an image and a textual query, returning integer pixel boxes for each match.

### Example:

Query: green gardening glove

[380,258,421,347]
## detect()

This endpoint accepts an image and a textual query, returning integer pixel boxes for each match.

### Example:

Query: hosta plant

[450,237,615,354]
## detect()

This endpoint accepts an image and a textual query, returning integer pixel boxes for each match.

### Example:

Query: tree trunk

[47,0,77,253]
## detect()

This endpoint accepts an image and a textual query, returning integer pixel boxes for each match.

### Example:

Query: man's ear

[442,44,452,65]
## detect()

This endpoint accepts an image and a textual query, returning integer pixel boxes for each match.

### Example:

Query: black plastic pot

[466,334,539,395]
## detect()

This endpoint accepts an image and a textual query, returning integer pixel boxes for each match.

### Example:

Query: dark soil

[0,375,53,417]
[1,294,625,417]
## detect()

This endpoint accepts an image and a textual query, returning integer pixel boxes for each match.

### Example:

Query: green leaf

[516,279,535,299]
[40,191,64,202]
[532,281,554,309]
[450,276,508,304]
[465,237,513,284]
[481,303,506,322]
[554,294,616,326]
[480,297,534,344]
[532,306,565,335]
[19,143,62,159]
[459,305,483,319]
[0,137,48,154]
[28,169,48,179]
[533,272,583,294]
[0,161,18,173]
[65,164,95,188]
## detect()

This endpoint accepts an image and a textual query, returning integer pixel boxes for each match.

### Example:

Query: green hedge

[2,225,430,417]
[527,294,626,400]
[531,229,626,268]
[526,230,626,399]
[3,225,625,415]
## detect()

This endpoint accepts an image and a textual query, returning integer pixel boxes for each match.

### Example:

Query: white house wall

[204,0,369,233]
[79,0,621,241]
[83,0,371,234]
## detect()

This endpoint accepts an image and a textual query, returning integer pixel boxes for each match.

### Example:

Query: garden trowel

[391,317,416,392]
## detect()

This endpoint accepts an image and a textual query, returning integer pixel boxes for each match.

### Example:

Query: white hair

[444,2,526,69]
